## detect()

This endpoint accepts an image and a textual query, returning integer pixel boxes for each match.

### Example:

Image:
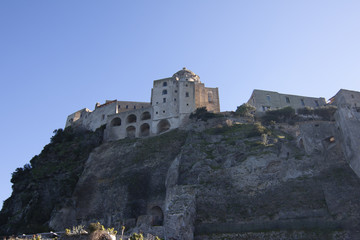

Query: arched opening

[299,138,304,149]
[162,89,167,95]
[126,126,136,138]
[208,91,213,103]
[150,206,164,226]
[110,117,121,127]
[141,112,151,121]
[157,119,170,134]
[140,123,150,137]
[127,114,137,123]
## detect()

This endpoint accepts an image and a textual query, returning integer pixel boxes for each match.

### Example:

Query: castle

[65,68,220,141]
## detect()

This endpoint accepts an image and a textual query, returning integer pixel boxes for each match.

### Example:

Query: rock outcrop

[2,116,360,239]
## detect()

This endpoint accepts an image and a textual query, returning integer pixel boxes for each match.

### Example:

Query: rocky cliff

[1,116,360,240]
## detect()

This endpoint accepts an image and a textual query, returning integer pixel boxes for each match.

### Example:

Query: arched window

[150,206,164,226]
[157,119,170,134]
[127,114,137,123]
[208,91,213,103]
[162,89,167,95]
[140,123,150,137]
[126,126,136,138]
[141,111,151,120]
[110,117,121,127]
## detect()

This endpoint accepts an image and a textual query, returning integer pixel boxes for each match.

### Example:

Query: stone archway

[110,117,121,127]
[141,112,151,121]
[140,123,150,137]
[127,114,137,124]
[126,126,136,138]
[150,206,164,226]
[157,119,170,134]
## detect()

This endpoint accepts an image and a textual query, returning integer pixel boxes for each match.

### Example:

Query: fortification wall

[335,107,360,178]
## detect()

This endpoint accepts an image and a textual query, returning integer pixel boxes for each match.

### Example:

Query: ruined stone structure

[65,68,220,141]
[247,89,326,114]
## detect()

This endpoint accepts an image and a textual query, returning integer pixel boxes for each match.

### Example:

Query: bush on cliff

[235,103,256,117]
[190,107,218,121]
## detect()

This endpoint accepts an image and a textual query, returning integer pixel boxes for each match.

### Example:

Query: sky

[0,0,360,208]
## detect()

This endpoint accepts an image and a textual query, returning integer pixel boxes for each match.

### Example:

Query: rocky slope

[2,116,360,239]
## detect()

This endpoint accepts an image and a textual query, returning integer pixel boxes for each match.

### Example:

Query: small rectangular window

[315,100,319,107]
[186,92,189,97]
[126,105,128,109]
[118,105,121,109]
[286,97,290,103]
[102,114,105,120]
[162,89,167,95]
[163,82,167,87]
[163,98,166,103]
[174,98,176,101]
[134,106,136,109]
[301,99,305,106]
[266,95,271,102]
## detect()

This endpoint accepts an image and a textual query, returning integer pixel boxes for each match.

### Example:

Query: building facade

[247,89,326,115]
[65,68,220,141]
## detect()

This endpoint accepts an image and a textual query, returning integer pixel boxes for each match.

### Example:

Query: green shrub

[189,107,218,121]
[313,105,337,120]
[297,106,314,115]
[262,106,295,123]
[235,103,256,117]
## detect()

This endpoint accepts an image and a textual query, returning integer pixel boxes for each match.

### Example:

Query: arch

[157,119,170,134]
[127,114,137,123]
[150,206,164,226]
[162,89,167,95]
[140,123,150,137]
[141,111,151,121]
[126,126,136,138]
[110,117,121,127]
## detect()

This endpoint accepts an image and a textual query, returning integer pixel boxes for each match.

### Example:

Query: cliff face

[2,117,360,239]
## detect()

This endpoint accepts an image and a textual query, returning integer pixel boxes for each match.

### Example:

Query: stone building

[247,89,326,114]
[329,89,360,178]
[329,89,360,111]
[65,68,220,141]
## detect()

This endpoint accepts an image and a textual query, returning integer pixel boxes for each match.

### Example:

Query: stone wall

[247,89,326,115]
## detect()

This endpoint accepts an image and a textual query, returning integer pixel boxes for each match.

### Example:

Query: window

[315,100,319,107]
[163,98,166,103]
[126,105,128,109]
[208,91,213,103]
[102,114,105,120]
[118,105,121,109]
[174,98,176,101]
[175,90,178,93]
[156,111,158,114]
[351,94,355,98]
[163,82,167,87]
[266,95,271,102]
[186,103,189,106]
[286,97,290,103]
[186,92,189,97]
[163,110,165,113]
[134,106,136,109]
[186,84,188,87]
[301,99,305,106]
[162,89,167,95]
[262,106,266,111]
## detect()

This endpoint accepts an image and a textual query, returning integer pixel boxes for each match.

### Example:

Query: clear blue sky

[1,1,359,208]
